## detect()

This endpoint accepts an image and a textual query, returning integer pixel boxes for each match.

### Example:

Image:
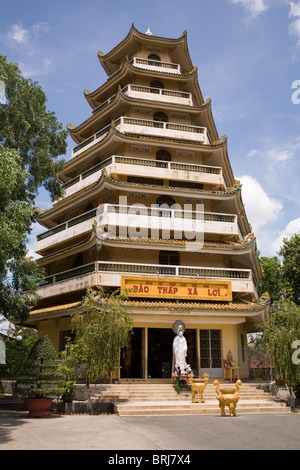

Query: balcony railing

[92,85,193,116]
[61,155,224,198]
[130,57,181,74]
[35,203,239,253]
[72,117,208,158]
[39,260,251,289]
[36,208,97,242]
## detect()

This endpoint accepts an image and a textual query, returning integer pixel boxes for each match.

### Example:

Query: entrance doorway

[200,329,222,378]
[148,328,173,378]
[148,328,197,378]
[120,328,144,378]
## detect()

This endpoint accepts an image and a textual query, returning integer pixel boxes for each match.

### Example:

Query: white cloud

[20,58,53,78]
[32,22,50,37]
[230,0,268,18]
[271,217,300,253]
[289,2,300,46]
[238,175,283,232]
[247,136,300,163]
[8,24,29,44]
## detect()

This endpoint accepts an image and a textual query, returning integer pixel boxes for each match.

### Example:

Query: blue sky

[1,0,300,260]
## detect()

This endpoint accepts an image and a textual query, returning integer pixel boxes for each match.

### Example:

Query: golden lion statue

[188,372,209,403]
[213,379,242,417]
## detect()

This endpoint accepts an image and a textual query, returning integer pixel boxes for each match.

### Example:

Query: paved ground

[0,410,299,451]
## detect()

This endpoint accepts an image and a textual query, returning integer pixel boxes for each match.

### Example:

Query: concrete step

[89,382,292,416]
[115,399,291,416]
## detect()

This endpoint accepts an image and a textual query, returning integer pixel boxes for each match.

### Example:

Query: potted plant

[16,336,65,417]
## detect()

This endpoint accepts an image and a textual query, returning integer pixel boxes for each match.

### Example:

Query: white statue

[172,323,190,374]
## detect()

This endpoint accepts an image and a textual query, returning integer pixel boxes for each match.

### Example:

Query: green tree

[67,289,133,386]
[279,234,300,306]
[0,55,67,201]
[0,146,44,321]
[259,256,283,304]
[0,56,67,321]
[262,299,300,386]
[0,326,38,377]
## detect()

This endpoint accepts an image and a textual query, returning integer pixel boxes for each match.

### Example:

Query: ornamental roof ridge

[100,234,256,251]
[29,298,267,318]
[69,89,210,139]
[37,229,256,263]
[98,23,189,60]
[38,167,241,219]
[84,56,199,105]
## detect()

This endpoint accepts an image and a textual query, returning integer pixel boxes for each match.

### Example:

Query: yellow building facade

[26,25,269,381]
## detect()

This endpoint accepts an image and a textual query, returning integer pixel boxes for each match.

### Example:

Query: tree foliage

[0,326,38,378]
[262,299,300,385]
[0,56,67,321]
[279,234,300,306]
[259,234,300,386]
[0,55,67,201]
[66,289,133,385]
[259,256,283,304]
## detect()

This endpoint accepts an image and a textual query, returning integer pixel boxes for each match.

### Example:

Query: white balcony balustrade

[35,204,238,253]
[99,204,238,240]
[91,85,193,116]
[117,117,208,144]
[71,117,209,158]
[62,155,225,199]
[130,57,181,74]
[37,260,254,299]
[35,208,97,253]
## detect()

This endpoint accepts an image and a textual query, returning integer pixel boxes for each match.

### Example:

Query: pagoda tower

[27,25,269,380]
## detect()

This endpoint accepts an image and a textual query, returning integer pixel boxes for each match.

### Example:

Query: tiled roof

[38,169,241,218]
[29,296,269,317]
[30,301,82,315]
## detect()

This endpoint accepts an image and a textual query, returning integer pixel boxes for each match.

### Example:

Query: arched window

[148,53,161,63]
[156,195,175,207]
[150,79,164,90]
[153,111,168,123]
[156,149,172,161]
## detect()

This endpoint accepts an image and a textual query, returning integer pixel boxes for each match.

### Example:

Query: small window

[148,53,161,62]
[150,79,164,90]
[156,195,175,207]
[159,250,180,266]
[156,149,171,161]
[153,111,168,123]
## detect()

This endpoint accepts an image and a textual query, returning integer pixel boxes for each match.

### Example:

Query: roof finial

[145,26,153,36]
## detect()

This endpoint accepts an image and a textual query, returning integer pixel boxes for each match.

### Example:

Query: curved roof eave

[98,24,193,76]
[68,91,217,145]
[83,58,201,112]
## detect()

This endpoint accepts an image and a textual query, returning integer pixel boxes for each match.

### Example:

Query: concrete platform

[0,410,299,450]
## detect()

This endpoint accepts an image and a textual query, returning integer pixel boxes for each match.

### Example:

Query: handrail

[39,261,251,287]
[62,156,222,192]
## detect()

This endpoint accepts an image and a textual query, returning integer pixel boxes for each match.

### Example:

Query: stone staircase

[90,381,292,416]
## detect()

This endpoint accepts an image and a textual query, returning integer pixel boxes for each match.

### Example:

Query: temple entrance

[120,328,144,378]
[200,329,222,378]
[148,328,197,379]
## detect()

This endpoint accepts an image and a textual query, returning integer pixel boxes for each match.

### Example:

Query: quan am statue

[172,322,190,375]
[213,379,243,417]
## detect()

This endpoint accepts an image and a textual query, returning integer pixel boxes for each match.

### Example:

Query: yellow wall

[36,313,249,379]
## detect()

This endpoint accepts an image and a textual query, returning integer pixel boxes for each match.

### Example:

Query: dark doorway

[120,328,144,378]
[148,328,197,378]
[148,328,173,378]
